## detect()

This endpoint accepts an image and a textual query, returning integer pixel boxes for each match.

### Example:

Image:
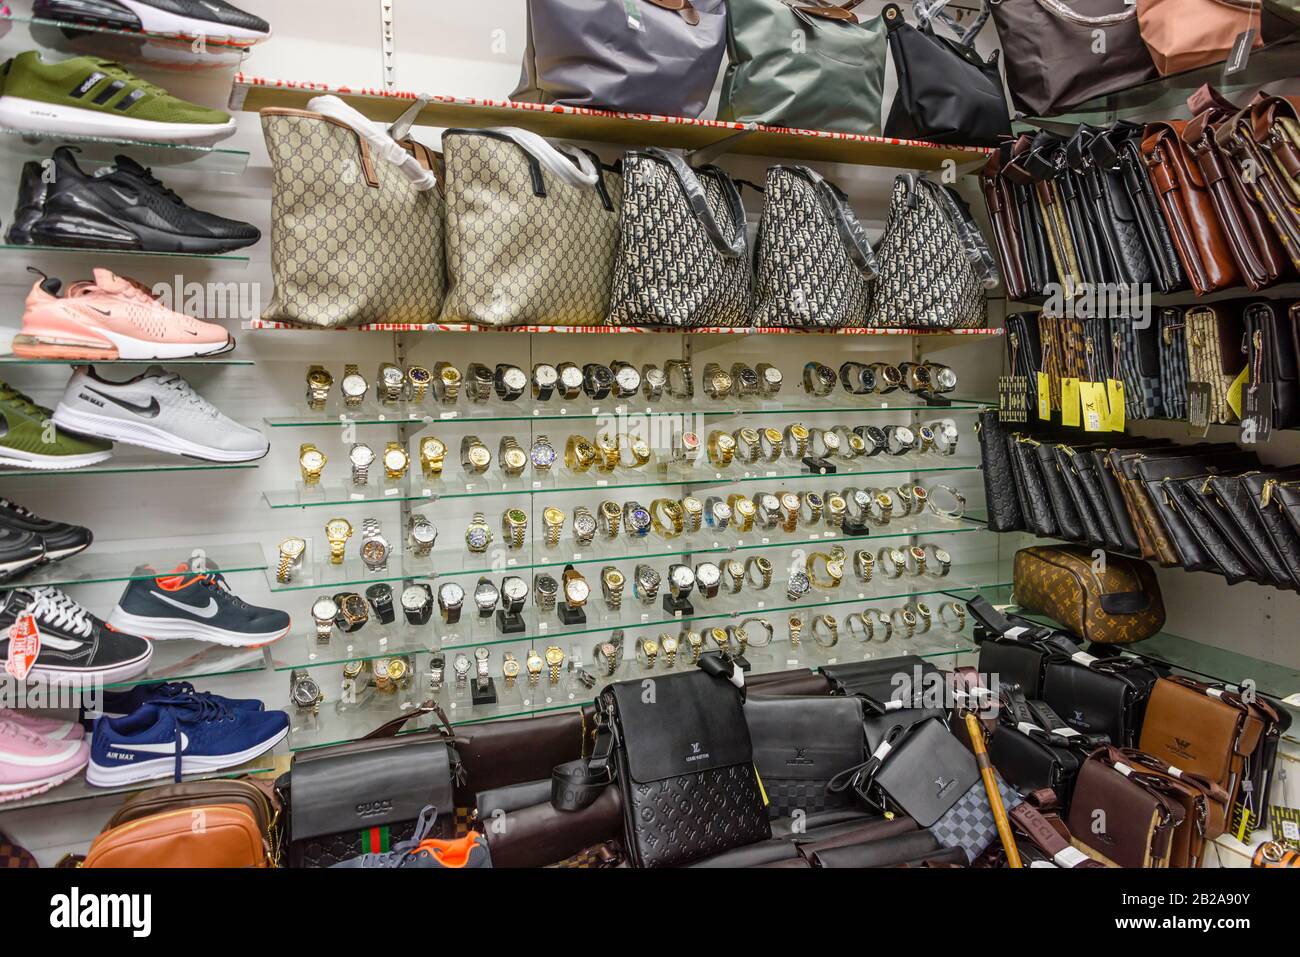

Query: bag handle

[491,126,601,188]
[797,166,879,279]
[362,699,466,785]
[908,0,990,47]
[641,148,747,259]
[914,177,1001,290]
[1030,0,1136,27]
[781,0,867,24]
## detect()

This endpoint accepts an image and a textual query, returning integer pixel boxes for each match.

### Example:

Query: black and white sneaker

[0,498,93,564]
[33,0,272,42]
[0,586,153,687]
[109,565,290,648]
[0,526,46,584]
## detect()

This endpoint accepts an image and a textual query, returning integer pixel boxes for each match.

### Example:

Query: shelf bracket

[686,124,760,168]
[381,0,397,91]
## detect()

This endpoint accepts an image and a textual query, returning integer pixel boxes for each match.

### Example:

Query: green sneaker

[0,52,236,144]
[0,378,112,470]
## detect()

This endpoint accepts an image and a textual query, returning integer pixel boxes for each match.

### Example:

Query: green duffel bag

[718,0,887,134]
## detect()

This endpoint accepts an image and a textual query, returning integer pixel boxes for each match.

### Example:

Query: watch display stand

[495,608,526,634]
[841,515,870,537]
[558,603,587,625]
[662,593,694,617]
[295,481,328,504]
[921,392,952,407]
[802,456,835,474]
[471,676,498,705]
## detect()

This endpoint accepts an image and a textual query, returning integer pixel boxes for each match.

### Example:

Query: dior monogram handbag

[607,148,751,328]
[865,174,995,329]
[260,104,446,328]
[751,164,877,328]
[441,127,623,327]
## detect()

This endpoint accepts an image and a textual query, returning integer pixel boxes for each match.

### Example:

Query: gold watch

[306,365,333,411]
[544,645,564,685]
[501,507,528,550]
[525,649,544,686]
[419,436,446,479]
[325,518,352,565]
[707,430,736,467]
[542,506,566,547]
[502,653,521,688]
[298,443,326,485]
[382,441,409,480]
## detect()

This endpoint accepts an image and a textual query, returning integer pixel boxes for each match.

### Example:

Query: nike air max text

[50,887,152,938]
[78,392,105,409]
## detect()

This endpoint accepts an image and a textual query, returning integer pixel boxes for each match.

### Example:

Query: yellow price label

[1106,379,1127,432]
[1061,378,1081,427]
[1037,372,1052,421]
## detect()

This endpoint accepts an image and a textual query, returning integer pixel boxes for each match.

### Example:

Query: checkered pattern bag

[1158,308,1189,420]
[1113,316,1162,420]
[0,831,38,869]
[929,774,1021,865]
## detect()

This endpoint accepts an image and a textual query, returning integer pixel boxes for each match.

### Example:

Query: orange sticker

[4,613,40,681]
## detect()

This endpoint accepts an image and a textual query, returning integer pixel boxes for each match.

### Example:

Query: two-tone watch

[377,362,404,405]
[290,669,324,714]
[277,537,306,583]
[306,365,333,411]
[310,595,337,644]
[407,365,432,402]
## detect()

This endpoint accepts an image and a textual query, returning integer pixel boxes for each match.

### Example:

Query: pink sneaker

[11,268,233,360]
[0,719,90,802]
[0,708,84,741]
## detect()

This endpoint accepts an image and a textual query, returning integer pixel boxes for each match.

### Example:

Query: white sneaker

[52,365,269,463]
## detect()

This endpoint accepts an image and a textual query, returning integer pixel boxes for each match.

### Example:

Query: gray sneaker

[53,365,268,463]
[331,806,492,868]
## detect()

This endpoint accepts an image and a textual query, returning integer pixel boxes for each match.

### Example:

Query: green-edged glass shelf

[0,244,251,266]
[264,453,983,512]
[104,639,275,691]
[264,396,990,429]
[0,126,250,174]
[0,353,253,366]
[1123,632,1300,703]
[286,625,981,752]
[0,448,260,478]
[1,8,262,67]
[0,750,280,812]
[267,510,989,598]
[3,540,265,589]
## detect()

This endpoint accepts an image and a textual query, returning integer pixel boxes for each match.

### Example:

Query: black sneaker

[0,586,153,687]
[109,564,290,648]
[5,162,48,246]
[34,0,271,41]
[0,498,93,564]
[24,147,260,254]
[0,527,46,584]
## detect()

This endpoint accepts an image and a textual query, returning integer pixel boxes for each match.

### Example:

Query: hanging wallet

[1010,435,1060,537]
[1244,301,1300,430]
[1115,123,1186,293]
[1140,120,1243,295]
[1002,134,1056,296]
[1242,469,1300,591]
[981,144,1030,302]
[1157,307,1190,420]
[1035,440,1085,542]
[1185,303,1248,425]
[1086,121,1158,286]
[1225,93,1300,274]
[1005,311,1045,417]
[1160,475,1256,583]
[1052,445,1105,546]
[1206,472,1297,590]
[1063,126,1119,285]
[1132,450,1261,570]
[976,408,1025,533]
[1113,316,1163,421]
[1189,474,1275,585]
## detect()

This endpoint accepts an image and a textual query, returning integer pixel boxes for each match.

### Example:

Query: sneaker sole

[0,760,89,801]
[85,724,287,787]
[0,96,237,145]
[52,405,269,463]
[31,643,154,689]
[107,607,289,649]
[118,0,271,42]
[0,552,48,582]
[0,446,113,470]
[12,330,234,362]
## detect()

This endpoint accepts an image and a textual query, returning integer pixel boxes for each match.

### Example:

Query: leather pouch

[1036,440,1085,541]
[1158,307,1190,419]
[1006,311,1045,418]
[1161,475,1255,583]
[1010,435,1059,537]
[819,656,940,701]
[1207,472,1295,589]
[84,804,269,868]
[1067,748,1184,867]
[1013,544,1165,644]
[1190,474,1275,583]
[485,785,623,869]
[112,778,281,863]
[1004,134,1056,295]
[810,829,940,868]
[1133,450,1260,569]
[1114,315,1164,420]
[976,408,1025,532]
[745,695,866,818]
[981,144,1030,301]
[1115,123,1186,292]
[989,724,1082,807]
[1243,470,1300,591]
[1228,93,1300,273]
[1244,301,1300,430]
[453,711,583,798]
[476,779,552,821]
[1041,645,1160,747]
[604,666,770,868]
[871,718,980,827]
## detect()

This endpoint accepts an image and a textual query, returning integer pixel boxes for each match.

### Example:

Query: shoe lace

[0,382,53,419]
[0,498,33,517]
[26,587,94,639]
[159,693,236,724]
[149,372,220,418]
[199,573,248,609]
[349,805,439,867]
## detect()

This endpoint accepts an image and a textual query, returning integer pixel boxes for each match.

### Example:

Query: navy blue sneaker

[85,681,264,722]
[109,564,290,648]
[86,694,287,787]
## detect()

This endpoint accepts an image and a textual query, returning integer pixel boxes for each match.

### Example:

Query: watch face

[629,507,651,530]
[604,569,625,587]
[760,494,780,513]
[468,446,491,469]
[670,565,695,589]
[301,450,324,470]
[791,424,810,441]
[936,367,958,389]
[735,499,755,517]
[342,374,366,397]
[682,432,700,451]
[781,492,800,511]
[535,575,558,595]
[440,366,461,385]
[342,595,367,618]
[503,659,520,676]
[362,540,388,563]
[935,548,951,563]
[466,524,491,550]
[383,367,404,387]
[506,508,527,525]
[713,502,732,521]
[543,506,565,526]
[504,368,527,392]
[412,522,436,544]
[350,445,374,467]
[565,578,590,603]
[293,677,321,707]
[327,519,351,539]
[401,586,429,610]
[574,513,597,537]
[806,493,824,509]
[822,431,841,451]
[384,449,407,470]
[615,367,639,392]
[894,427,915,446]
[726,560,744,579]
[454,655,471,675]
[503,577,528,602]
[560,366,584,389]
[738,427,759,445]
[438,583,463,607]
[504,448,528,471]
[532,442,557,468]
[534,364,558,387]
[646,369,666,388]
[312,598,336,620]
[409,367,432,384]
[696,563,720,586]
[717,434,736,451]
[788,572,810,594]
[852,490,871,510]
[474,581,499,606]
[422,438,446,457]
[545,647,564,666]
[762,367,782,385]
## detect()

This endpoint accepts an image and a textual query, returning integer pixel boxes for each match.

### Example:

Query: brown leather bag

[1136,0,1265,75]
[1221,92,1300,273]
[1139,676,1265,809]
[1119,749,1231,867]
[83,804,271,868]
[1183,85,1291,290]
[1012,545,1165,644]
[1141,122,1243,295]
[1067,747,1185,867]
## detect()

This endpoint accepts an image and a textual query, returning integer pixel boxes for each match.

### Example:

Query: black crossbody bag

[745,695,867,819]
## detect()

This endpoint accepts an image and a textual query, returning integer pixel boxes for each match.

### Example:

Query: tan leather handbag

[1012,545,1165,644]
[82,804,271,868]
[1185,304,1247,425]
[1136,0,1264,75]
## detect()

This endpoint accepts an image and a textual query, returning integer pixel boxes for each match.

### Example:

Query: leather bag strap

[641,148,747,258]
[800,166,879,279]
[362,699,466,785]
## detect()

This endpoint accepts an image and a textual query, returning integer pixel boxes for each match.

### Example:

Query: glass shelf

[264,453,982,513]
[1,9,262,68]
[1123,632,1300,704]
[0,127,250,175]
[0,353,252,366]
[0,448,260,478]
[244,317,1006,336]
[265,396,987,429]
[0,749,279,812]
[104,640,274,691]
[3,540,266,589]
[432,559,1010,653]
[0,244,250,266]
[268,511,989,598]
[286,626,980,753]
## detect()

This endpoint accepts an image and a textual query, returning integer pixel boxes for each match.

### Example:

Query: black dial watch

[465,362,494,403]
[333,592,369,633]
[582,363,614,400]
[855,425,888,457]
[802,362,836,397]
[365,583,395,624]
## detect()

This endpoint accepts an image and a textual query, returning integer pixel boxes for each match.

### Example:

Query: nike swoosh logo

[148,591,219,619]
[90,307,113,317]
[109,734,189,755]
[104,186,139,207]
[85,387,160,419]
